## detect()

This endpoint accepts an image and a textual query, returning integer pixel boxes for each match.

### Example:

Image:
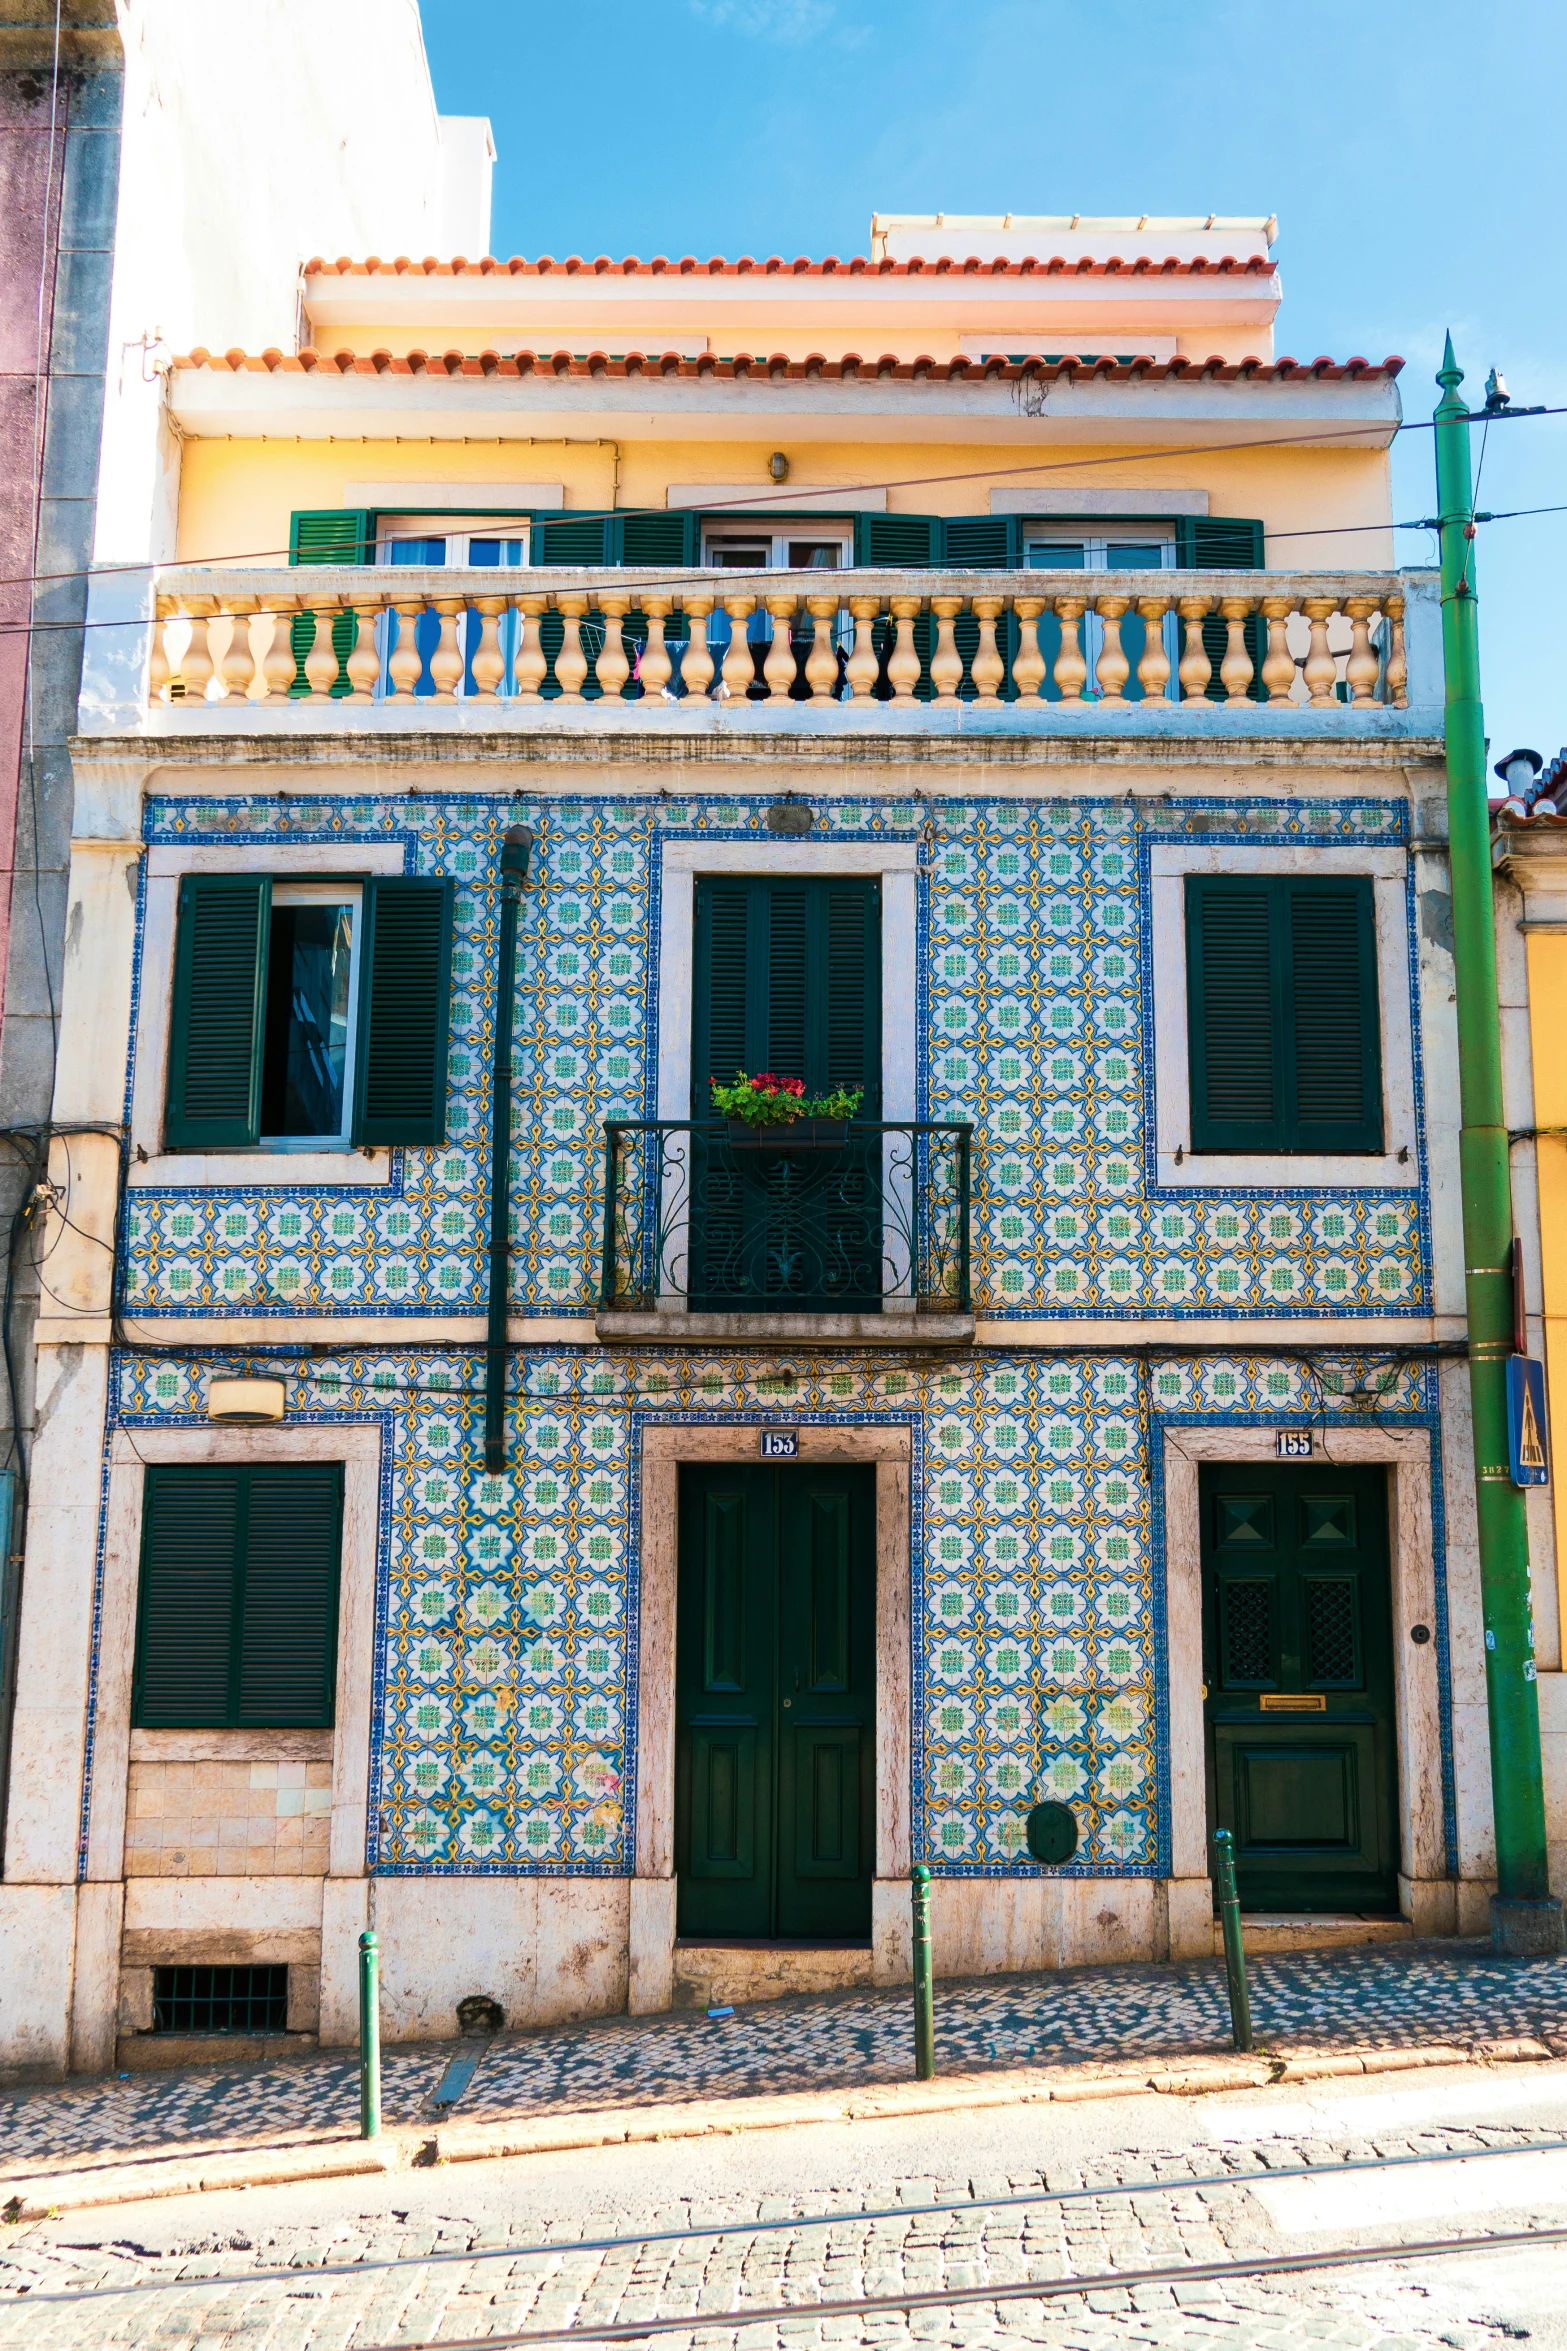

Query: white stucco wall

[94,0,493,563]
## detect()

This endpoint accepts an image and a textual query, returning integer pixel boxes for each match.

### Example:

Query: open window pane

[261,892,358,1142]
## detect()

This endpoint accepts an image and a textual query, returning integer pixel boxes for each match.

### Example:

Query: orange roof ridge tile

[173,346,1405,384]
[299,252,1281,281]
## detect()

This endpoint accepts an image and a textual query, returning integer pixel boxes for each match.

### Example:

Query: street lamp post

[1434,334,1563,1955]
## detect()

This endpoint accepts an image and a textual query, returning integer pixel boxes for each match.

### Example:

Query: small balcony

[595,1119,973,1345]
[81,564,1440,742]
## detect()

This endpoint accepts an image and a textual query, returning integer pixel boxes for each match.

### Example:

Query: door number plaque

[1276,1429,1313,1458]
[759,1428,799,1459]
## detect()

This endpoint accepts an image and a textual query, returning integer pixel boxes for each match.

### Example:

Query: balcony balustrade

[132,564,1416,719]
[596,1119,973,1343]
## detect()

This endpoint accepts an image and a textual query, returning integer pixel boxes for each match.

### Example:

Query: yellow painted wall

[1527,933,1567,1633]
[174,434,1394,571]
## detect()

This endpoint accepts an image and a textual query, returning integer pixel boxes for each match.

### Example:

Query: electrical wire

[0,399,1564,604]
[10,2134,1567,2309]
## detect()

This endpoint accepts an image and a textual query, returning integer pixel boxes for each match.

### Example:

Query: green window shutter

[165,875,270,1150]
[289,508,372,565]
[939,517,1018,569]
[1174,516,1267,700]
[1287,880,1383,1152]
[533,511,612,563]
[133,1467,244,1725]
[854,514,941,566]
[352,876,455,1147]
[1187,876,1382,1154]
[133,1465,342,1730]
[617,510,699,565]
[237,1465,343,1725]
[692,878,881,1114]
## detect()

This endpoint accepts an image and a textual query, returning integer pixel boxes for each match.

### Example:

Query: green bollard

[911,1864,935,2081]
[1211,1828,1253,2053]
[359,1927,381,2139]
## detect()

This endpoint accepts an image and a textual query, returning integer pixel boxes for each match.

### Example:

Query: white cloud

[688,0,867,47]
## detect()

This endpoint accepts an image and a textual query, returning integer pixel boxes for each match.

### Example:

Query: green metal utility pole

[1435,335,1564,1955]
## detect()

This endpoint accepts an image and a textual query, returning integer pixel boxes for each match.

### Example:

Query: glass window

[261,885,360,1144]
[386,537,447,566]
[702,524,850,569]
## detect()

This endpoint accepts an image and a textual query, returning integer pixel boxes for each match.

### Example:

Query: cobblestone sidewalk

[6,1939,1567,2184]
[4,2117,1565,2349]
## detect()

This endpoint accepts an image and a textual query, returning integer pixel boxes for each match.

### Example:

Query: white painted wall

[95,0,493,563]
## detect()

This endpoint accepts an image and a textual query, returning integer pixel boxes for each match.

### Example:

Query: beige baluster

[760,594,796,699]
[345,604,382,703]
[469,596,507,700]
[1383,593,1408,708]
[844,595,881,699]
[720,595,755,700]
[639,596,674,699]
[1135,597,1172,701]
[1301,598,1338,706]
[1093,595,1130,705]
[553,594,589,703]
[303,597,341,701]
[1345,597,1381,704]
[514,594,548,703]
[928,595,963,700]
[219,600,255,701]
[1261,596,1297,704]
[1011,597,1046,701]
[679,596,715,700]
[595,594,631,701]
[148,609,172,703]
[804,593,840,701]
[258,601,297,702]
[428,598,465,701]
[385,599,424,699]
[1219,596,1254,701]
[181,599,216,701]
[886,595,923,701]
[970,596,1005,706]
[1176,596,1213,701]
[1052,597,1088,702]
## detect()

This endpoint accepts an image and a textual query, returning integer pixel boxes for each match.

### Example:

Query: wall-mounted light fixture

[769,451,790,483]
[207,1377,286,1425]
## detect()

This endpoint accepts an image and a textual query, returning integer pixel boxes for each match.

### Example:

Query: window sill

[1156,1149,1418,1190]
[596,1307,974,1347]
[129,1148,391,1189]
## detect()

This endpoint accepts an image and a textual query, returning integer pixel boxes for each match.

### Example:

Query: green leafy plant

[709,1070,865,1128]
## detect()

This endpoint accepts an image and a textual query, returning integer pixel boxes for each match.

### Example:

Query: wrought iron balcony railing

[598,1120,972,1317]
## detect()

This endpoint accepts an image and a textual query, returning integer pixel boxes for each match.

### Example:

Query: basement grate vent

[151,1964,288,2035]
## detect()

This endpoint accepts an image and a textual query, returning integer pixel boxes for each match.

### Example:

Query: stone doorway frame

[629,1421,912,2010]
[1159,1422,1453,1956]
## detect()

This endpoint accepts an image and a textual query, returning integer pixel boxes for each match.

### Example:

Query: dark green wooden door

[676,1463,875,1939]
[1201,1463,1398,1912]
[690,878,881,1311]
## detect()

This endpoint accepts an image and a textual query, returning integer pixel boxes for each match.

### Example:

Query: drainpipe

[484,824,533,1474]
[1435,336,1563,1955]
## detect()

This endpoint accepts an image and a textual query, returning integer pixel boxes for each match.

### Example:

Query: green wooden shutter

[352,876,455,1147]
[693,879,879,1112]
[133,1465,342,1729]
[238,1465,343,1726]
[616,510,700,565]
[939,517,1018,568]
[165,875,270,1150]
[133,1466,244,1726]
[533,511,612,563]
[1187,876,1382,1154]
[1287,880,1383,1152]
[289,509,372,564]
[1186,879,1280,1151]
[853,514,941,566]
[1175,517,1266,703]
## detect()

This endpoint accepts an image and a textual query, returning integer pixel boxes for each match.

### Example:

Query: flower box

[725,1118,849,1154]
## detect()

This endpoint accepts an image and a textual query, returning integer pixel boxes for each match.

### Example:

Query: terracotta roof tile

[302,251,1281,281]
[174,346,1404,386]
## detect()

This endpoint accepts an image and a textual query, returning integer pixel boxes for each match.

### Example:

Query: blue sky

[421,0,1567,764]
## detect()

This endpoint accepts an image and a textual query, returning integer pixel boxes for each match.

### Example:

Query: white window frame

[1022,527,1177,568]
[130,841,405,1189]
[700,520,853,570]
[1149,842,1418,1191]
[375,515,532,566]
[261,882,363,1153]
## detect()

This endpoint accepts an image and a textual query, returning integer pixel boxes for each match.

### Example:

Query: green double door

[1201,1463,1399,1913]
[676,1464,875,1940]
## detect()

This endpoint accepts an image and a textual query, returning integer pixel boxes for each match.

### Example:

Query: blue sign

[1507,1356,1550,1487]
